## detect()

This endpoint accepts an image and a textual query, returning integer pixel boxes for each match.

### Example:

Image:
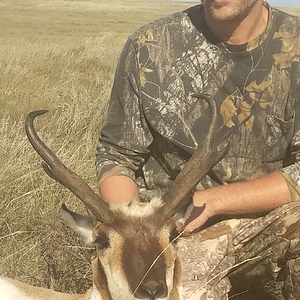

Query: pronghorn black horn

[160,94,230,221]
[25,110,114,224]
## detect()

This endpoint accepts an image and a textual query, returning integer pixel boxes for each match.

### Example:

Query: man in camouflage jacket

[96,0,300,299]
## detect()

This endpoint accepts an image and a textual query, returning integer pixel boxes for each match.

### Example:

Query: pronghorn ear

[61,204,94,245]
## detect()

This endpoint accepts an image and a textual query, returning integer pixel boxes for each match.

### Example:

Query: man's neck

[205,3,269,45]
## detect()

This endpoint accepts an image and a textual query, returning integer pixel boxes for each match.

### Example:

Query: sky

[267,0,300,7]
[173,0,300,7]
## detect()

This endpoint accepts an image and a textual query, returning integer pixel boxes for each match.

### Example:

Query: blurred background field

[0,0,298,296]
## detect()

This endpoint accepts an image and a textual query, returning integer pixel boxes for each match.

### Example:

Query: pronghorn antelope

[0,94,227,300]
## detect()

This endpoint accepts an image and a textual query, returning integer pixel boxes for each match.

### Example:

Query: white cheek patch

[157,225,180,300]
[165,263,175,298]
[99,233,136,300]
[178,285,184,300]
[91,288,104,300]
[0,278,35,300]
[105,269,137,300]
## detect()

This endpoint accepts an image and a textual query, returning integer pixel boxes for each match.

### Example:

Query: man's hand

[183,190,217,235]
[183,203,208,235]
[183,171,292,235]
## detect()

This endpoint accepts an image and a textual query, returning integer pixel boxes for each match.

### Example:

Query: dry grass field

[0,0,299,296]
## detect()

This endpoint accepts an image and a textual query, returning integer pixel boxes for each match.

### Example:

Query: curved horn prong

[25,110,114,224]
[160,94,229,220]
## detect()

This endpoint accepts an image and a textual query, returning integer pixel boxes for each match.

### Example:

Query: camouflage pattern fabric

[96,3,300,198]
[180,202,300,299]
[96,2,300,299]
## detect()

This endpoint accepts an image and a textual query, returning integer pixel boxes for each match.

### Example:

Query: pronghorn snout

[137,278,168,300]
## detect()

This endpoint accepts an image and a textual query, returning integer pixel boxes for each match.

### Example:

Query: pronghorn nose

[139,279,168,299]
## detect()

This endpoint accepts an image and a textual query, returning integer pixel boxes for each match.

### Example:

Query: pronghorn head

[25,94,227,300]
[61,199,182,300]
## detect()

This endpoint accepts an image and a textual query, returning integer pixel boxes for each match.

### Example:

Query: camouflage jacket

[96,3,300,199]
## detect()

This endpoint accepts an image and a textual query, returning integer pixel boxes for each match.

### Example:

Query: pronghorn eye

[169,227,180,243]
[94,234,110,249]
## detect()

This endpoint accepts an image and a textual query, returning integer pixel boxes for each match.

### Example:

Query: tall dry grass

[0,0,194,293]
[0,0,298,296]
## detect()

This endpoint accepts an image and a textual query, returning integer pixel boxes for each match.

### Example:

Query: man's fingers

[183,204,206,234]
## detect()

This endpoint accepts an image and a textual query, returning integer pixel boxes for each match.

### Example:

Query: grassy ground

[0,0,298,296]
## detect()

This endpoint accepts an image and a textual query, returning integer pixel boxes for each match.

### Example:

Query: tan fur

[90,255,113,300]
[168,258,183,300]
[0,276,92,300]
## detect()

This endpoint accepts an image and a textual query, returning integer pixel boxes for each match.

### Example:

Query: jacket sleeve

[281,90,300,201]
[95,37,153,183]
